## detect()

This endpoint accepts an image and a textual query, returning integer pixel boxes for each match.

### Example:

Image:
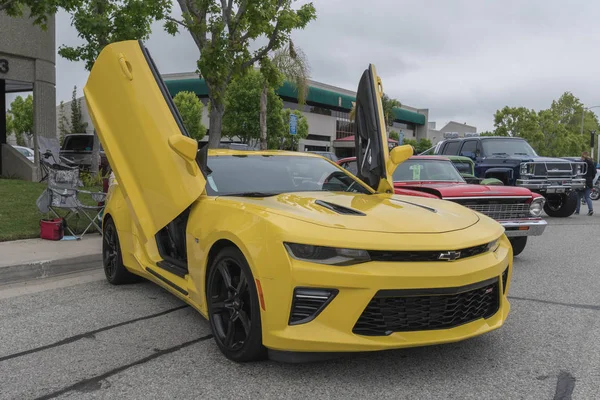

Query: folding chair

[36,164,106,239]
[37,136,78,182]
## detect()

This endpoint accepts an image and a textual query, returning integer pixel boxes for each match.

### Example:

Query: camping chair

[37,136,78,182]
[36,164,106,239]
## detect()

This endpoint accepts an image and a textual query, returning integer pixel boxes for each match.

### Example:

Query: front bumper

[499,218,547,237]
[260,236,512,353]
[516,177,585,193]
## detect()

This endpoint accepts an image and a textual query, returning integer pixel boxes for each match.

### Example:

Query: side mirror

[168,135,200,176]
[390,145,413,165]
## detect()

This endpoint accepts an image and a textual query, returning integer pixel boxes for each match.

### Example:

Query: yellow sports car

[84,40,512,363]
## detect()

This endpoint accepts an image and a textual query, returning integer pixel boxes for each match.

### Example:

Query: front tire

[543,192,578,217]
[509,237,528,257]
[591,187,600,201]
[102,217,139,284]
[206,247,267,362]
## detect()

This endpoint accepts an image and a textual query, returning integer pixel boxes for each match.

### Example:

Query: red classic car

[338,155,547,256]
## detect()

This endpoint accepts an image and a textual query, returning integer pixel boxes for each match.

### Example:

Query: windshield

[205,155,371,196]
[392,159,465,183]
[481,139,537,157]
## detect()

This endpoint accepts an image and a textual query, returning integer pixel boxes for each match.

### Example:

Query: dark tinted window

[63,135,93,151]
[441,141,460,155]
[205,155,371,196]
[460,140,478,156]
[481,139,537,157]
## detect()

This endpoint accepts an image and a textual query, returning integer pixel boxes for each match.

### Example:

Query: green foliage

[389,131,399,141]
[223,69,284,144]
[80,170,104,187]
[381,93,402,127]
[0,0,79,29]
[58,101,70,144]
[490,92,600,158]
[167,0,317,147]
[57,0,172,71]
[270,41,310,105]
[69,86,88,133]
[479,130,495,136]
[7,95,33,146]
[275,109,309,150]
[173,91,207,141]
[402,138,431,154]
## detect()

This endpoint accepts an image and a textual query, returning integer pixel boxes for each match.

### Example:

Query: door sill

[156,260,188,278]
[146,267,188,296]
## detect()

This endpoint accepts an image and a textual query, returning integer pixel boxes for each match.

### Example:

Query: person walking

[575,151,597,216]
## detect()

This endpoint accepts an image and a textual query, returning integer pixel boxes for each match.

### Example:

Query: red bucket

[40,218,64,241]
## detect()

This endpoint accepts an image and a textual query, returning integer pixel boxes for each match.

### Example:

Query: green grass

[0,178,102,242]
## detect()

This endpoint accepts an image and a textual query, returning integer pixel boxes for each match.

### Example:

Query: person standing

[576,151,597,216]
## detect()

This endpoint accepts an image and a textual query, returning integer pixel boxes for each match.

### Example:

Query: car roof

[338,155,451,163]
[442,136,524,141]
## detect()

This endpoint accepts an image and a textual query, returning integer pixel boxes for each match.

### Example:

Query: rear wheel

[206,247,267,362]
[509,237,528,257]
[102,217,139,284]
[543,192,578,217]
[591,187,600,201]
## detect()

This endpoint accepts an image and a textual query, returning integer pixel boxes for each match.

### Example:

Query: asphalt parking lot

[1,214,599,400]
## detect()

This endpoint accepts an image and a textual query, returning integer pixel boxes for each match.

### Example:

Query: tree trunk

[208,100,225,148]
[260,84,268,150]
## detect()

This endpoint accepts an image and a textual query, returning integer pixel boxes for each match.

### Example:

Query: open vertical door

[355,64,411,193]
[83,40,207,243]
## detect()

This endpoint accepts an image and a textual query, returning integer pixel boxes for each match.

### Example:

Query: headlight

[520,163,533,176]
[284,243,370,266]
[487,238,500,253]
[529,198,545,217]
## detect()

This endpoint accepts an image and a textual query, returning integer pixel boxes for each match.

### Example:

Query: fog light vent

[289,287,338,325]
[502,267,509,293]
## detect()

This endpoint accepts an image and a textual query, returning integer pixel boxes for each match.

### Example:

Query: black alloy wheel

[543,192,578,217]
[207,247,266,362]
[102,217,138,284]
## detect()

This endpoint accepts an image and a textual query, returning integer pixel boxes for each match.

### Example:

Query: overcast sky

[9,0,600,131]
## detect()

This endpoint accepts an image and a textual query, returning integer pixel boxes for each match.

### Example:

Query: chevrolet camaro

[84,40,512,362]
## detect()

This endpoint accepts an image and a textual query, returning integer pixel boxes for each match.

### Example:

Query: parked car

[307,151,338,162]
[430,136,586,217]
[12,145,34,162]
[88,41,513,362]
[445,155,503,185]
[339,155,547,256]
[60,133,109,174]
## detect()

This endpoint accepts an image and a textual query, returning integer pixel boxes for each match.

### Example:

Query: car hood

[218,191,480,233]
[395,182,533,198]
[484,155,572,163]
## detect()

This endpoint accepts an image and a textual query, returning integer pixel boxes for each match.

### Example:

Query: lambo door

[84,40,207,243]
[354,64,394,193]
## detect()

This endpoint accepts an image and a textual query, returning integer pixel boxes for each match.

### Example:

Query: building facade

[427,121,478,144]
[1,10,56,180]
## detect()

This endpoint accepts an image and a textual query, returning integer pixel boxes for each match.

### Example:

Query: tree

[165,0,317,148]
[259,41,310,150]
[389,131,399,141]
[479,131,495,136]
[6,113,15,143]
[222,69,284,145]
[348,93,402,127]
[493,106,544,150]
[274,109,308,150]
[7,95,33,146]
[173,91,207,141]
[0,0,76,29]
[57,0,172,176]
[57,101,70,144]
[69,86,88,133]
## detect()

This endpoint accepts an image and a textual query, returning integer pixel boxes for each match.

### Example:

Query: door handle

[118,53,133,81]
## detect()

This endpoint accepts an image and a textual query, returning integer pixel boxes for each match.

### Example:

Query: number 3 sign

[0,59,9,74]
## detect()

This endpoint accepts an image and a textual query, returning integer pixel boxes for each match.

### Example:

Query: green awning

[164,77,425,125]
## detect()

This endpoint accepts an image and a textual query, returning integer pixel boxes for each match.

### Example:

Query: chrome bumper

[516,178,585,193]
[500,219,547,237]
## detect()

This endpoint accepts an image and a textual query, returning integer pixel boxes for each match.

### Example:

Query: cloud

[39,0,600,132]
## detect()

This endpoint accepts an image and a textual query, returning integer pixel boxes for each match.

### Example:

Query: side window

[343,161,358,175]
[441,141,460,155]
[460,141,478,157]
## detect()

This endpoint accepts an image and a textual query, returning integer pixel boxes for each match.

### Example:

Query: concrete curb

[0,253,102,286]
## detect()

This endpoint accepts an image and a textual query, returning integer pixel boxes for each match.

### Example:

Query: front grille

[368,242,489,262]
[353,278,500,336]
[464,203,530,220]
[531,162,574,178]
[289,288,338,325]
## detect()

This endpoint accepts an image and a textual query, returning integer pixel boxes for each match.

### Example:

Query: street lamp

[581,105,600,162]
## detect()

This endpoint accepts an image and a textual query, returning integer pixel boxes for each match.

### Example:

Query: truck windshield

[481,139,537,157]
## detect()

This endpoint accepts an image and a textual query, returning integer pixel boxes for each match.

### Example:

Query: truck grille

[352,278,500,336]
[530,162,581,178]
[463,203,530,220]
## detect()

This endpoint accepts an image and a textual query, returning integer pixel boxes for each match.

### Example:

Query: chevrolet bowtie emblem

[438,251,461,261]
